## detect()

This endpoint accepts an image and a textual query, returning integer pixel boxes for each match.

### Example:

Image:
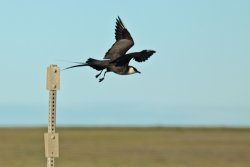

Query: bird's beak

[137,71,141,74]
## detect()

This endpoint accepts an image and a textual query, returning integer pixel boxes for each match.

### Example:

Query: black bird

[63,16,156,82]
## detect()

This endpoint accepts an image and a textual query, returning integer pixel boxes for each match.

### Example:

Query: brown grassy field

[0,128,249,167]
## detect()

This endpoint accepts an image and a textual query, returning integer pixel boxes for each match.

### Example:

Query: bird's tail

[62,58,107,71]
[61,63,88,71]
[85,58,107,71]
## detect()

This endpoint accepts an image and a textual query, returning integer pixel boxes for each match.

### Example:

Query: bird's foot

[96,70,103,78]
[99,78,104,82]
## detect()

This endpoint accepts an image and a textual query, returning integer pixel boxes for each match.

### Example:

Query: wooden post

[45,65,60,167]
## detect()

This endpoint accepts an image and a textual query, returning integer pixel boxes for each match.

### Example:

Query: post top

[49,64,59,69]
[46,65,60,91]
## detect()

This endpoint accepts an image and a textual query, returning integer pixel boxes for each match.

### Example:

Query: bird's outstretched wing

[104,17,134,60]
[112,50,156,66]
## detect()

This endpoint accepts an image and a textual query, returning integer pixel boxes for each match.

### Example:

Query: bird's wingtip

[146,50,156,54]
[117,16,124,23]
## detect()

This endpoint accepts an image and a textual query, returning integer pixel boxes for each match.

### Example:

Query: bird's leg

[95,70,103,78]
[99,70,108,82]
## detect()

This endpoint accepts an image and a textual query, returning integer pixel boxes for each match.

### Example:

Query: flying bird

[63,16,156,82]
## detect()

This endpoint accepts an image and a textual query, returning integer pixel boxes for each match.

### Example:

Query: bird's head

[128,66,141,75]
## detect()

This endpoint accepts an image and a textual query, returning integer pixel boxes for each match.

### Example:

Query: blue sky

[0,0,249,127]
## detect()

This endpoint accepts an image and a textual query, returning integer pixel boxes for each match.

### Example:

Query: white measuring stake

[44,65,60,167]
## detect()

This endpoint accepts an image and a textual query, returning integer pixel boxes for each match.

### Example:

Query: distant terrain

[0,128,249,167]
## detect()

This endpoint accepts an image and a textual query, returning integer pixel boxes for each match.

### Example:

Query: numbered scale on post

[44,65,60,167]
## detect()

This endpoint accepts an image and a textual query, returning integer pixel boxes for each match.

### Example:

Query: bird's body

[63,17,156,82]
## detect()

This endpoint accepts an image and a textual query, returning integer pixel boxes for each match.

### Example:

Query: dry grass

[0,128,250,167]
